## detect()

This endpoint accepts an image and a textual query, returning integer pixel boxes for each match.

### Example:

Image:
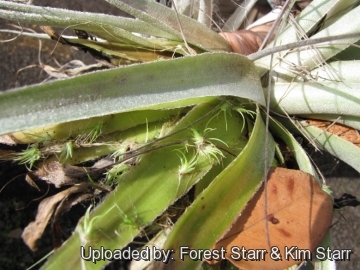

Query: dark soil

[0,159,89,269]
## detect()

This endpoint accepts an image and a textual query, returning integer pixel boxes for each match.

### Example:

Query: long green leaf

[273,3,360,77]
[268,81,360,117]
[0,53,264,136]
[268,61,360,131]
[161,106,275,269]
[301,122,360,174]
[268,116,317,177]
[44,119,167,165]
[312,60,360,83]
[255,0,360,76]
[0,1,176,41]
[104,0,231,52]
[1,108,182,144]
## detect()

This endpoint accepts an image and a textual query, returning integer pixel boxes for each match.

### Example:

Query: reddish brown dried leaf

[219,30,265,55]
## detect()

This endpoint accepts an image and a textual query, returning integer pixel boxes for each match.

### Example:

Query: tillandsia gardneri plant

[0,0,360,269]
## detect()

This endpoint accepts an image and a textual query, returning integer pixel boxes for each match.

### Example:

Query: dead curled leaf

[209,167,333,270]
[219,29,266,56]
[21,158,112,250]
[219,0,313,55]
[52,192,94,249]
[31,159,113,188]
[219,19,274,55]
[30,161,88,188]
[39,26,63,42]
[0,135,18,145]
[21,182,105,251]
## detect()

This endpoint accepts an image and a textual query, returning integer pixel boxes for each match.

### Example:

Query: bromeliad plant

[1,0,360,269]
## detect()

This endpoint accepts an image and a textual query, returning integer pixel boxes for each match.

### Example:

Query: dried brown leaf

[21,183,96,251]
[0,135,18,145]
[42,64,70,79]
[32,158,114,187]
[39,26,65,44]
[25,173,40,191]
[219,29,267,55]
[32,161,89,187]
[52,193,94,249]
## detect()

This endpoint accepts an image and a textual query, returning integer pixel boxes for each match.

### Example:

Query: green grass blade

[0,53,263,136]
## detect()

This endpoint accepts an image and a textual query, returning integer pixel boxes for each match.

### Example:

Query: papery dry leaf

[52,192,94,249]
[25,173,40,191]
[21,183,96,251]
[32,161,88,187]
[209,167,333,270]
[0,135,18,145]
[42,64,70,79]
[32,159,112,187]
[39,26,66,44]
[41,60,104,79]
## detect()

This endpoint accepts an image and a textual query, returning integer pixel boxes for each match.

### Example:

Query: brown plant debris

[21,182,107,251]
[30,158,114,188]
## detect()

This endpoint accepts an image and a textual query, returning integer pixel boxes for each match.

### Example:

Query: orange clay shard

[208,167,333,270]
[306,119,360,147]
